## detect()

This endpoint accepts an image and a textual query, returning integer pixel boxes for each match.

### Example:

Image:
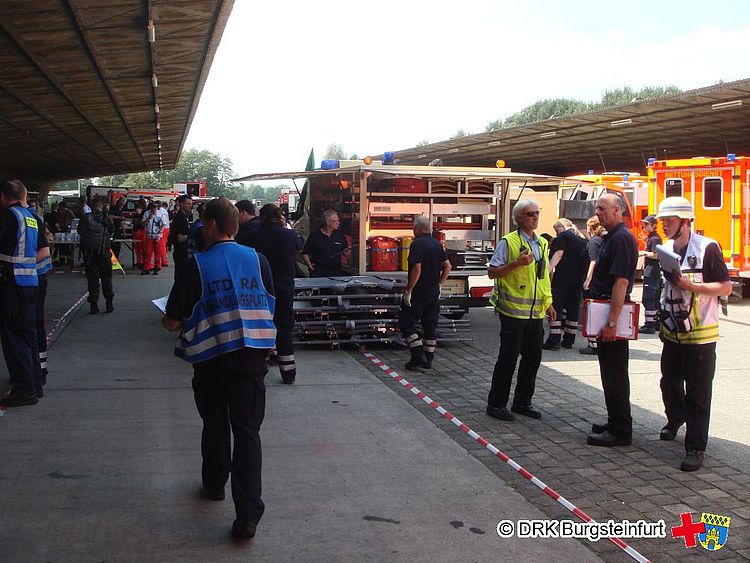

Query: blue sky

[185,0,750,178]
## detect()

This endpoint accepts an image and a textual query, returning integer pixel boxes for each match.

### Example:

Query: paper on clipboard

[582,299,640,340]
[655,244,681,275]
[152,295,168,315]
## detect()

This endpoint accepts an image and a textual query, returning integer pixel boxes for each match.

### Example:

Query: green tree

[599,85,681,106]
[416,139,431,147]
[324,143,347,160]
[485,85,683,131]
[56,148,288,203]
[488,98,592,131]
[450,129,470,139]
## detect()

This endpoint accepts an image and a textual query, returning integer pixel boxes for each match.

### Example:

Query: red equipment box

[368,236,398,271]
[393,178,427,193]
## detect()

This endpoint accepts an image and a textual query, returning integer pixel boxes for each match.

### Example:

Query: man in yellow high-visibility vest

[485,198,555,421]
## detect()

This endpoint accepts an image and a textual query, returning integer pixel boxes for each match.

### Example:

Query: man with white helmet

[656,196,731,472]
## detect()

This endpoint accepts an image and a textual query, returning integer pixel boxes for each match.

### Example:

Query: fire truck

[648,154,750,281]
[173,180,208,197]
[277,188,299,213]
[558,172,649,249]
[243,160,560,344]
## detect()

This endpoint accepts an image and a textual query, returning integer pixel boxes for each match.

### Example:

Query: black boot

[542,335,561,351]
[90,302,100,314]
[561,333,576,349]
[405,347,427,370]
[105,298,114,313]
[423,352,434,369]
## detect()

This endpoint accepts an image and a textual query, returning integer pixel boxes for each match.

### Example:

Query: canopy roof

[0,1,233,185]
[236,164,561,184]
[384,79,750,176]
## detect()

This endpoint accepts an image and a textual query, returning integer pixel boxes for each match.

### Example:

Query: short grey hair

[322,209,339,223]
[512,198,540,223]
[413,215,431,233]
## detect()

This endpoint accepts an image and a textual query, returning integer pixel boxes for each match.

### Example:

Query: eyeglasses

[525,211,540,217]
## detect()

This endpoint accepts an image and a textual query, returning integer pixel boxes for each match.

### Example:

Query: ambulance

[648,154,750,281]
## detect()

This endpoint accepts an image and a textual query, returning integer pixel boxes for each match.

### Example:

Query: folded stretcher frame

[293,275,471,346]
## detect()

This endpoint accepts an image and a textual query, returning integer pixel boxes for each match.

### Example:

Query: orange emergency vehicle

[648,154,750,280]
[558,172,649,249]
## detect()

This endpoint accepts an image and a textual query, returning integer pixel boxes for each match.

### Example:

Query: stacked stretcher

[293,276,472,347]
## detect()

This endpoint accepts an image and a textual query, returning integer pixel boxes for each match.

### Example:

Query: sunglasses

[524,210,540,217]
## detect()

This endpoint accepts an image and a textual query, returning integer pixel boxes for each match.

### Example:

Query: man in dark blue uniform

[587,194,638,447]
[639,215,662,334]
[170,194,193,280]
[22,188,52,389]
[78,197,114,314]
[302,210,348,277]
[163,197,276,540]
[245,204,304,384]
[399,216,452,370]
[235,200,260,246]
[0,179,41,407]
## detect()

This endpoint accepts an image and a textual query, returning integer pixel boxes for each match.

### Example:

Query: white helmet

[656,196,695,220]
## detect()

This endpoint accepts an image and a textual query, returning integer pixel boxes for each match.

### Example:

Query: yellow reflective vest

[489,230,552,319]
[660,233,720,345]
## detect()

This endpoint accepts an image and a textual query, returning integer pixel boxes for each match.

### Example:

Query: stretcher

[292,275,471,347]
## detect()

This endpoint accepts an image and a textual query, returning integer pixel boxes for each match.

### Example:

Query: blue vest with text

[176,242,276,363]
[32,211,53,275]
[0,205,39,287]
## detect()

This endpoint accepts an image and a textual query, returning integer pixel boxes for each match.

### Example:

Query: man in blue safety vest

[20,186,53,390]
[0,179,41,407]
[162,197,276,540]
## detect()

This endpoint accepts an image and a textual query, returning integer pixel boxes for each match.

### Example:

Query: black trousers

[274,289,295,377]
[551,276,583,323]
[399,300,439,340]
[173,249,188,281]
[35,275,48,376]
[642,276,660,325]
[596,339,632,437]
[660,339,715,452]
[192,348,268,524]
[488,314,543,408]
[84,252,113,303]
[399,299,439,359]
[0,286,40,396]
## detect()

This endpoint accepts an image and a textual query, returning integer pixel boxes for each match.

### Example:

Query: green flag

[291,148,314,221]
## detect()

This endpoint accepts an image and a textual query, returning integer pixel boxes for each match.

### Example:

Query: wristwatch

[606,320,617,328]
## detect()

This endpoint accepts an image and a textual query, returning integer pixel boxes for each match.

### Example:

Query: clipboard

[656,244,681,276]
[581,299,640,340]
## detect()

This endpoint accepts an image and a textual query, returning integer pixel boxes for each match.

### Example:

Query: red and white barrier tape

[46,291,89,345]
[360,350,650,563]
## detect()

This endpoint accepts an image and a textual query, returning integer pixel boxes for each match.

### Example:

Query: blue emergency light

[588,169,594,175]
[383,152,395,165]
[321,159,340,170]
[727,153,737,162]
[647,158,656,166]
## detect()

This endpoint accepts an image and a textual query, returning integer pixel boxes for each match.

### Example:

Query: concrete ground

[0,269,600,563]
